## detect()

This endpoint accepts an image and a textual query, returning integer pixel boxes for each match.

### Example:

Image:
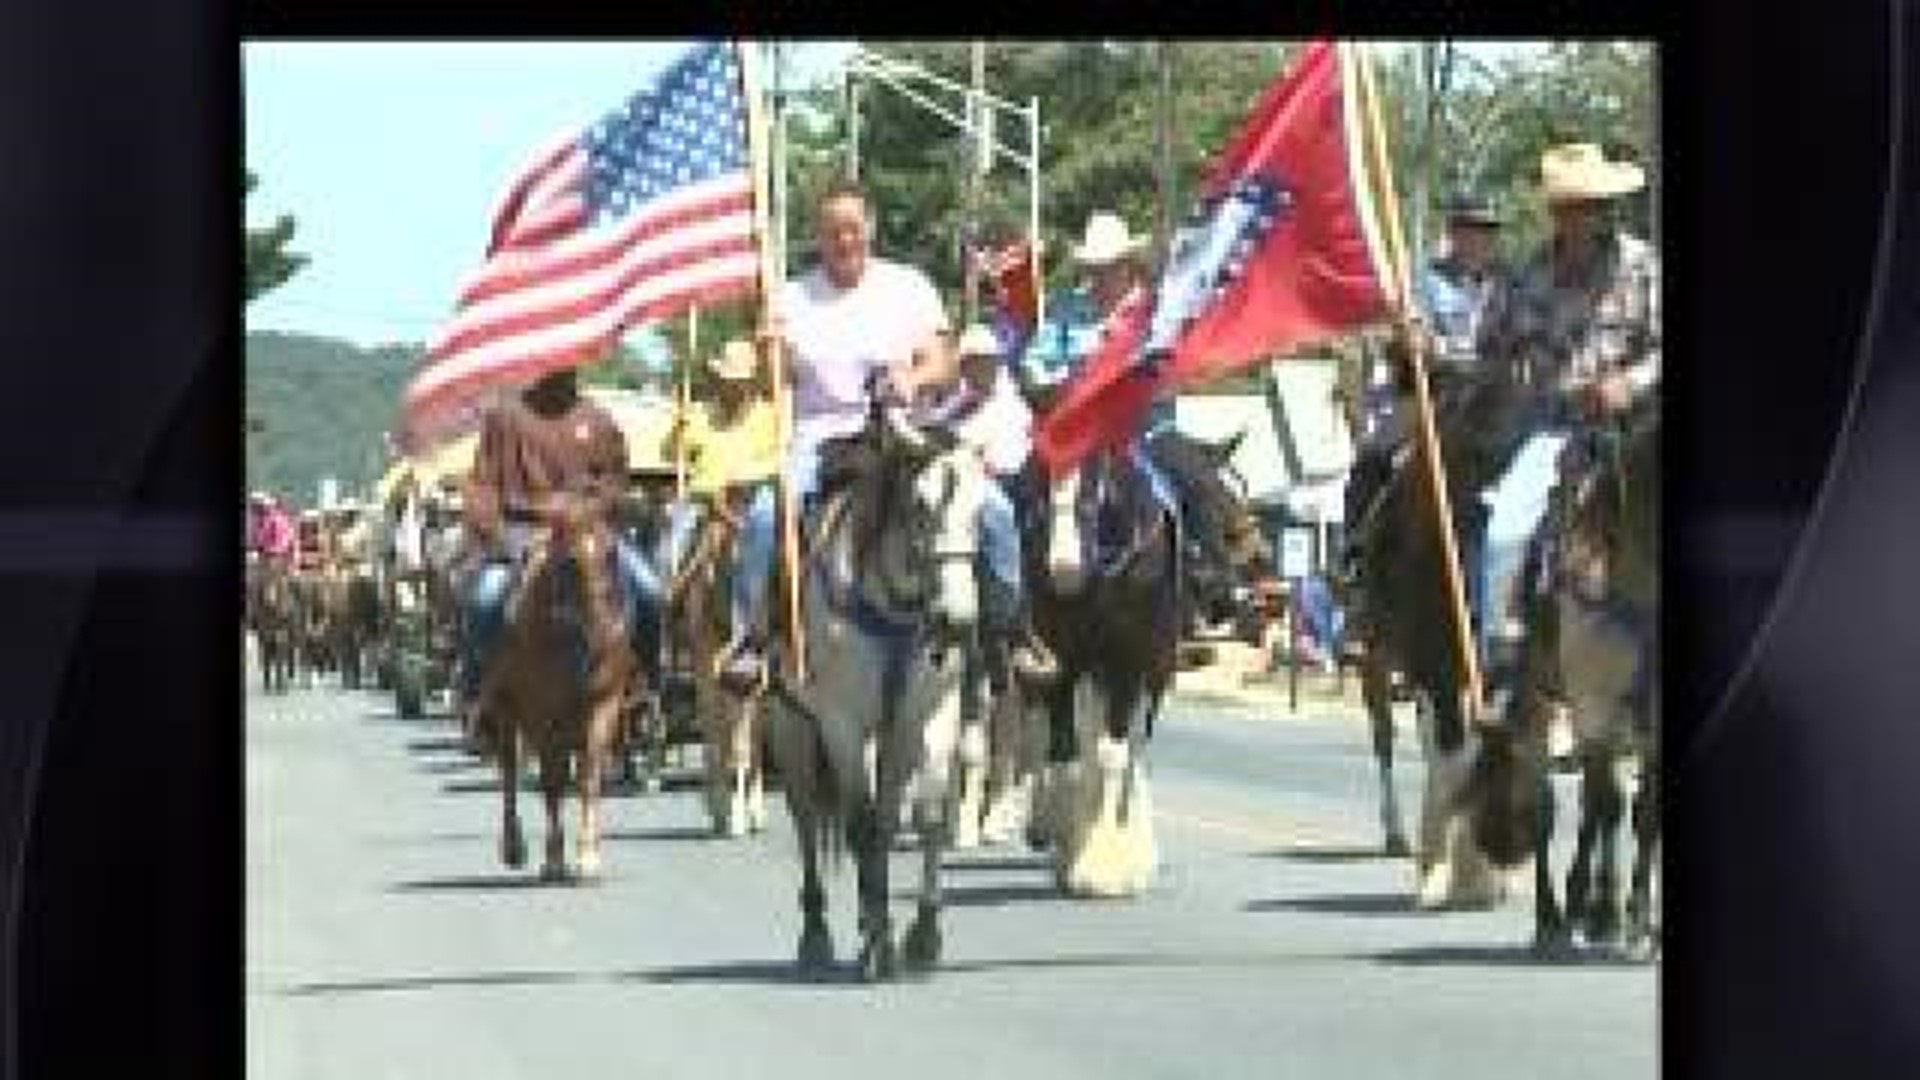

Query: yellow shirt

[666,398,782,496]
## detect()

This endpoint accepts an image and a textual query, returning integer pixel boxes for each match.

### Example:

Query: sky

[243,39,1554,349]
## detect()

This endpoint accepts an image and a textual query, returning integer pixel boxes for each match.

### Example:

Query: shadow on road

[916,881,1068,909]
[1363,943,1654,969]
[941,855,1052,873]
[1259,844,1397,865]
[1243,892,1416,917]
[281,970,592,997]
[388,873,557,892]
[405,736,472,755]
[600,825,714,844]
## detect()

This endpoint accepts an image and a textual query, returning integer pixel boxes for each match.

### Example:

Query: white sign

[319,477,340,510]
[1279,527,1314,580]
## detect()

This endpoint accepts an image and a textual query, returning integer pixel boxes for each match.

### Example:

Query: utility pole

[1155,40,1176,270]
[845,66,861,181]
[963,41,986,325]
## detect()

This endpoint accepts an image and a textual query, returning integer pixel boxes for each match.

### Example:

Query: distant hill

[245,330,421,506]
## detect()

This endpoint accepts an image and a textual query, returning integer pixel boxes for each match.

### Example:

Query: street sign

[1279,526,1314,580]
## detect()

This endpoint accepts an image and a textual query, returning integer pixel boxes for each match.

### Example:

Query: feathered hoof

[796,923,835,977]
[857,933,899,984]
[901,911,942,975]
[1060,814,1157,899]
[1622,926,1660,964]
[1383,832,1412,859]
[540,854,570,884]
[1414,865,1453,911]
[571,850,603,884]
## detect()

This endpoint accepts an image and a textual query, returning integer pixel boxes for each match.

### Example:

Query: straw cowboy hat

[956,323,1003,362]
[1071,211,1146,265]
[1540,142,1646,203]
[707,338,759,382]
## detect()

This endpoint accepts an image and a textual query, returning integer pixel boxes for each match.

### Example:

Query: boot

[989,580,1057,684]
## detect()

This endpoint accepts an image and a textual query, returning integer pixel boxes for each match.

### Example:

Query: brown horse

[250,561,301,694]
[475,498,637,883]
[664,489,769,838]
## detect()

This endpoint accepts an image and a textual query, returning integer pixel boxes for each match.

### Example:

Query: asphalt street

[245,658,1656,1080]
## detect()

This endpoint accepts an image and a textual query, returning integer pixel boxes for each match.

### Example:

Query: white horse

[765,404,989,981]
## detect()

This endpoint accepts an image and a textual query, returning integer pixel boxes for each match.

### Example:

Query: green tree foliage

[245,168,310,303]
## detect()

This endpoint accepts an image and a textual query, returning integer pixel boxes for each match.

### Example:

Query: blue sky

[243,40,857,347]
[243,40,1551,348]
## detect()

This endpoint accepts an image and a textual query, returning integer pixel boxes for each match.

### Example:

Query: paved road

[246,662,1655,1080]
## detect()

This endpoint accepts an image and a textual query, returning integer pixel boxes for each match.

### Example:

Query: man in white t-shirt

[717,179,961,688]
[926,323,1057,681]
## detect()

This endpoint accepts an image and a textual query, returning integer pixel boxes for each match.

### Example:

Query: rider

[657,337,783,650]
[1471,142,1660,716]
[924,323,1059,682]
[1338,190,1511,603]
[714,178,961,689]
[458,364,668,728]
[250,492,298,569]
[1032,210,1183,566]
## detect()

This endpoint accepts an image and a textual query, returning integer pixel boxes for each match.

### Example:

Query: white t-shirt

[781,258,950,452]
[932,380,1032,477]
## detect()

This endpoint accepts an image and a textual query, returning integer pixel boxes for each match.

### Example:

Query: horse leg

[744,699,769,833]
[1625,748,1660,961]
[574,696,620,882]
[850,798,897,983]
[497,705,527,870]
[1532,767,1571,954]
[1413,696,1456,909]
[982,681,1032,844]
[1026,674,1077,853]
[953,698,989,851]
[903,796,948,975]
[1581,750,1629,948]
[538,735,569,882]
[1362,652,1411,857]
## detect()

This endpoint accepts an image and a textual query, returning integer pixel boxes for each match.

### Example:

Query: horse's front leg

[1625,746,1660,961]
[538,734,569,883]
[574,692,623,882]
[1362,651,1411,857]
[1533,768,1571,955]
[1581,750,1629,948]
[497,703,527,871]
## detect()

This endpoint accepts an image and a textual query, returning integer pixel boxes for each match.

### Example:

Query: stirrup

[1010,632,1059,684]
[714,636,766,696]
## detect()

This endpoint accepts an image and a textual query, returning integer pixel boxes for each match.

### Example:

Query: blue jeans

[461,533,663,699]
[979,477,1023,595]
[1478,428,1570,653]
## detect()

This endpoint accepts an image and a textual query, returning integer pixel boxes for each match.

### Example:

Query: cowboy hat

[707,338,759,382]
[1441,190,1505,227]
[956,323,1002,361]
[1071,211,1145,266]
[1540,143,1646,203]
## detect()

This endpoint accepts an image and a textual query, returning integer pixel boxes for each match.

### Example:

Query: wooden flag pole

[1350,42,1486,721]
[741,40,807,683]
[676,308,696,501]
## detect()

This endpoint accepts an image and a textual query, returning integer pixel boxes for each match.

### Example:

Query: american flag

[400,40,758,451]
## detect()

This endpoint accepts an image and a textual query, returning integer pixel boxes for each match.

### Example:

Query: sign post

[1279,525,1314,712]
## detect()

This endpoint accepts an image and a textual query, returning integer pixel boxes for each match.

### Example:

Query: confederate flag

[1032,40,1394,475]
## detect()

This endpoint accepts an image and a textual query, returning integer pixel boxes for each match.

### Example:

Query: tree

[245,167,309,303]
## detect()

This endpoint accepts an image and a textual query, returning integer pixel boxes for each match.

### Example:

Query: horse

[662,487,771,838]
[1341,368,1523,909]
[761,399,986,981]
[1020,439,1184,898]
[249,560,301,694]
[1468,410,1660,958]
[965,428,1270,852]
[475,495,639,883]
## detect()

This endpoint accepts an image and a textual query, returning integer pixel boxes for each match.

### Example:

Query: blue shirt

[1414,256,1504,367]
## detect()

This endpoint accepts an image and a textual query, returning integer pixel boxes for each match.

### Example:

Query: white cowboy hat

[1540,142,1646,203]
[1071,211,1145,266]
[956,323,1002,361]
[707,338,758,382]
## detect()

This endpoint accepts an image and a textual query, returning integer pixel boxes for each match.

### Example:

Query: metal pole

[963,41,985,326]
[847,67,861,181]
[1155,40,1175,270]
[1028,96,1043,330]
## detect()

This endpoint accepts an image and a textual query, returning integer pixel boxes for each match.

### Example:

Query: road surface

[245,659,1655,1080]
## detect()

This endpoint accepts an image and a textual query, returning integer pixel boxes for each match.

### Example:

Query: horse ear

[1216,428,1247,463]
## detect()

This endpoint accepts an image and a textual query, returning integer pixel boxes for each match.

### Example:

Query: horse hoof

[500,832,527,870]
[901,916,942,975]
[797,925,835,976]
[572,853,603,883]
[1582,910,1624,949]
[858,935,899,984]
[540,858,569,883]
[1384,833,1412,858]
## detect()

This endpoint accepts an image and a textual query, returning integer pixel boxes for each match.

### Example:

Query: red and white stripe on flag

[399,40,760,453]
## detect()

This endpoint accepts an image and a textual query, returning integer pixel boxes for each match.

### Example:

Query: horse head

[1145,431,1272,623]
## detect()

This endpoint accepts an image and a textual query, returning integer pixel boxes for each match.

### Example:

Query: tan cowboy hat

[956,323,1002,362]
[1071,211,1145,265]
[1540,142,1646,203]
[707,338,759,382]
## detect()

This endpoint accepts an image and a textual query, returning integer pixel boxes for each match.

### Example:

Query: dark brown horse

[249,561,300,694]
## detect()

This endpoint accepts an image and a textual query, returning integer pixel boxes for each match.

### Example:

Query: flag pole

[742,39,807,684]
[676,309,695,502]
[1350,42,1486,722]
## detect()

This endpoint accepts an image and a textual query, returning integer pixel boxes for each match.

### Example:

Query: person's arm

[890,269,958,401]
[1615,242,1661,405]
[462,408,509,552]
[581,408,631,524]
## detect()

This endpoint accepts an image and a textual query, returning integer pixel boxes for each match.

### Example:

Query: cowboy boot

[990,580,1057,685]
